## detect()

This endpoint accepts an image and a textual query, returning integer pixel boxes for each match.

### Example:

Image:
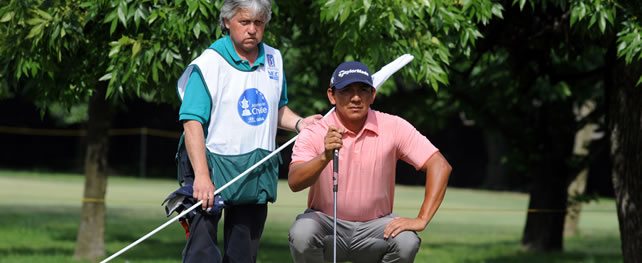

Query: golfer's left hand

[383,217,429,239]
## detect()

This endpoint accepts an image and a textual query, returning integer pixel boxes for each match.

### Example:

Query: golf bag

[162,143,225,263]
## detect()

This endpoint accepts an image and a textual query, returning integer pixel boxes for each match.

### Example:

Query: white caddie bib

[177,44,285,155]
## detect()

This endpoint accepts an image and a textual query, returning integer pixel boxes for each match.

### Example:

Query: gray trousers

[288,209,420,263]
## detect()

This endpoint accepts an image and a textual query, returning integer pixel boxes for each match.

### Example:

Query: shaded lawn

[0,171,621,262]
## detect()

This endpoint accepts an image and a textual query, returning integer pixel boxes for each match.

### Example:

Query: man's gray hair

[219,0,272,35]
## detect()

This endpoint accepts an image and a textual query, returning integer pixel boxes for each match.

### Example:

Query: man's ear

[223,18,230,30]
[327,87,336,105]
[372,87,377,101]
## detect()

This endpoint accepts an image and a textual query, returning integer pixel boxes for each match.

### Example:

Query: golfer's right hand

[193,174,215,210]
[324,125,344,161]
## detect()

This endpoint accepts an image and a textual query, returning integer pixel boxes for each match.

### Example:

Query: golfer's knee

[391,232,420,262]
[289,219,322,253]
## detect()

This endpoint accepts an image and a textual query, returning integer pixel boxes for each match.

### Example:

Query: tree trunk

[564,169,587,237]
[608,53,642,262]
[74,83,111,262]
[521,102,575,252]
[521,163,568,251]
[565,102,598,237]
[482,129,508,190]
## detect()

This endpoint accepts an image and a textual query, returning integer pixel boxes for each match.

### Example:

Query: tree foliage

[569,0,641,84]
[0,0,222,110]
[316,0,503,92]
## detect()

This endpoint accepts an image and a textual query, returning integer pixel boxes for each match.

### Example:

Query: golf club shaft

[333,149,339,263]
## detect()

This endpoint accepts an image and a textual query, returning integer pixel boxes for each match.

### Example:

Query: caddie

[165,0,320,262]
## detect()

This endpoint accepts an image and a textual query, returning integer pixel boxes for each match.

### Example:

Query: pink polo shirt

[291,109,439,221]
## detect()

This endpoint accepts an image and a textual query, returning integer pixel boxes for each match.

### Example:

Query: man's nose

[350,92,362,102]
[248,23,257,34]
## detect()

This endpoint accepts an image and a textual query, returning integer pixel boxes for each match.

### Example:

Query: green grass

[0,170,621,262]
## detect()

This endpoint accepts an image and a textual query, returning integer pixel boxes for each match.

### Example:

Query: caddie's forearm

[278,106,302,132]
[183,120,209,178]
[288,154,331,192]
[417,152,451,226]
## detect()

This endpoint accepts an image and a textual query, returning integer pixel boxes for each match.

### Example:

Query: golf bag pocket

[206,149,279,205]
[175,134,204,186]
[176,146,195,185]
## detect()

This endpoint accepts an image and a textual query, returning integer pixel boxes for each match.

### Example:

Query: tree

[448,0,642,255]
[557,0,642,259]
[0,0,220,260]
[598,10,642,262]
[606,46,642,262]
[462,2,602,251]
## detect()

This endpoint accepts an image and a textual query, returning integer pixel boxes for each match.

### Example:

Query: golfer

[287,61,452,262]
[170,0,320,262]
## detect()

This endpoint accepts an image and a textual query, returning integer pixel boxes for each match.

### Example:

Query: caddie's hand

[299,114,322,131]
[193,174,215,210]
[324,125,344,161]
[383,217,429,239]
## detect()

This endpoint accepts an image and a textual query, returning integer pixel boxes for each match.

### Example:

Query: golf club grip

[333,149,339,173]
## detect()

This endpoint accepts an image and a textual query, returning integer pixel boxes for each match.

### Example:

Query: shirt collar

[330,109,379,136]
[223,35,265,69]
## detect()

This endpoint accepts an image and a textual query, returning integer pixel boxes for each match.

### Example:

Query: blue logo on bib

[238,88,269,126]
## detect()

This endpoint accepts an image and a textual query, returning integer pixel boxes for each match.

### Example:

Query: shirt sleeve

[278,71,288,108]
[290,123,323,164]
[395,116,439,170]
[178,70,211,124]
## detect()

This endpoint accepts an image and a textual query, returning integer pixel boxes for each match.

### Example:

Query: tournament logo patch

[238,88,269,126]
[266,54,275,67]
